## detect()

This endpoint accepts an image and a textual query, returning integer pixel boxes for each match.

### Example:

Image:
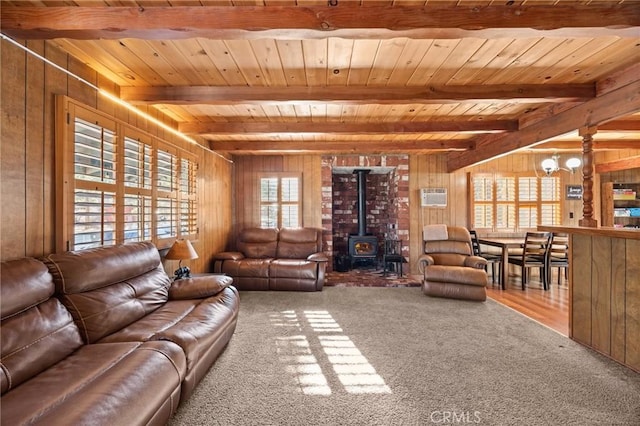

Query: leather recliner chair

[212,227,328,291]
[418,225,488,302]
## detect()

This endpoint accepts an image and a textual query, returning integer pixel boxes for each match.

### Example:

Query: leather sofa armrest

[464,256,488,269]
[212,251,244,261]
[418,254,434,266]
[307,253,329,262]
[169,274,234,300]
[418,254,434,275]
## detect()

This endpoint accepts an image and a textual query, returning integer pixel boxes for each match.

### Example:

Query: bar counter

[539,225,639,373]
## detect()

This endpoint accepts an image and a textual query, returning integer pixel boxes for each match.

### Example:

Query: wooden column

[579,127,598,228]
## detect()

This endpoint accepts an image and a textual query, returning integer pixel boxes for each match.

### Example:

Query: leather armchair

[418,226,488,301]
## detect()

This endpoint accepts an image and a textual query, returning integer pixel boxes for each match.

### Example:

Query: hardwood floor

[485,268,569,336]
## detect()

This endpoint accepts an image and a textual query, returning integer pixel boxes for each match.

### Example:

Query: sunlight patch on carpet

[271,309,392,396]
[319,335,391,394]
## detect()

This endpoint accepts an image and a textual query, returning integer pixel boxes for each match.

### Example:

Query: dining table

[476,237,525,290]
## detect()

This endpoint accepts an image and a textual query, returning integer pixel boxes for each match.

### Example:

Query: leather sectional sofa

[1,242,239,426]
[212,227,328,291]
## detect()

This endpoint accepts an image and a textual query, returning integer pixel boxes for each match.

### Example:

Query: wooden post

[579,127,598,228]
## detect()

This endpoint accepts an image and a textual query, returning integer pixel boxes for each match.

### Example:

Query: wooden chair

[469,230,501,285]
[382,239,404,277]
[545,233,569,286]
[508,232,551,290]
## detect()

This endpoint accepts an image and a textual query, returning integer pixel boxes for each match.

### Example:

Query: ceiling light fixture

[541,154,582,176]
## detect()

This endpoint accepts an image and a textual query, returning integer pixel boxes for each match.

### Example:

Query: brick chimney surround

[321,155,410,271]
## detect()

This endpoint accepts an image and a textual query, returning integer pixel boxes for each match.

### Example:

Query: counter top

[538,225,640,240]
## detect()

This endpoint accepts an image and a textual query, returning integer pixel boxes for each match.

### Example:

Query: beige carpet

[170,287,640,425]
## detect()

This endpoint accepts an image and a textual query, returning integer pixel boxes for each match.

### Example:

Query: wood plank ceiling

[2,1,639,170]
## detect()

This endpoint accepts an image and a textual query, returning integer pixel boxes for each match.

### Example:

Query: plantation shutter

[58,97,200,251]
[495,176,516,231]
[123,134,153,243]
[72,117,117,250]
[540,177,561,225]
[472,174,493,230]
[156,147,178,240]
[259,175,301,228]
[179,157,198,237]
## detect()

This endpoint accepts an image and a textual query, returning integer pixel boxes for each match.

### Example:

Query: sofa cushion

[270,259,319,279]
[0,341,186,426]
[276,228,321,259]
[221,258,272,278]
[43,242,171,343]
[238,228,278,258]
[43,242,164,294]
[100,287,239,373]
[1,258,83,395]
[1,257,53,317]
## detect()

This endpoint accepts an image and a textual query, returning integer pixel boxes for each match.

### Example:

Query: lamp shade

[565,157,581,170]
[165,239,199,261]
[541,157,557,172]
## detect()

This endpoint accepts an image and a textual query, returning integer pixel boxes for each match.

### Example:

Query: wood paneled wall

[571,232,640,372]
[0,39,233,274]
[231,155,322,249]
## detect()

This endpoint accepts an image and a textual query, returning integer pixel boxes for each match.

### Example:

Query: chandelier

[541,154,581,176]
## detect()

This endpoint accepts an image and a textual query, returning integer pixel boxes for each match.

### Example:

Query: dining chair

[508,232,551,290]
[468,230,502,285]
[545,233,569,286]
[382,239,405,277]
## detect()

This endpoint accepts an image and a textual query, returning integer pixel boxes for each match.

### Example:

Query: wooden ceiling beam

[595,155,640,174]
[447,79,640,171]
[120,84,595,105]
[530,140,640,151]
[597,120,640,132]
[180,120,517,135]
[209,139,474,153]
[2,5,638,40]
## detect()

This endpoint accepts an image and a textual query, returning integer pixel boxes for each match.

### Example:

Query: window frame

[469,172,562,233]
[258,173,302,229]
[56,96,198,252]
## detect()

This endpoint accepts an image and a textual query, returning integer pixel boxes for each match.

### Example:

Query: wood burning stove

[348,235,378,259]
[348,169,378,265]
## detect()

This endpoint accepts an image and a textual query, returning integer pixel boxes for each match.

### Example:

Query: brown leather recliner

[213,227,328,291]
[418,226,488,302]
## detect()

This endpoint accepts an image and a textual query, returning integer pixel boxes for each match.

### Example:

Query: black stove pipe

[354,169,370,236]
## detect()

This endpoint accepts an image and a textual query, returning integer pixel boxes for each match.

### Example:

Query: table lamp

[165,239,198,280]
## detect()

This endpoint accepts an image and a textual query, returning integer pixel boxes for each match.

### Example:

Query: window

[57,97,198,251]
[259,174,301,228]
[470,173,561,232]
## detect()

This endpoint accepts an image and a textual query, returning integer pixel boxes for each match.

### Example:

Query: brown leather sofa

[419,226,488,301]
[212,227,328,291]
[1,242,239,426]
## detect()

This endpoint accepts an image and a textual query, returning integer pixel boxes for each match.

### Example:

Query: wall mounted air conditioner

[420,188,447,207]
